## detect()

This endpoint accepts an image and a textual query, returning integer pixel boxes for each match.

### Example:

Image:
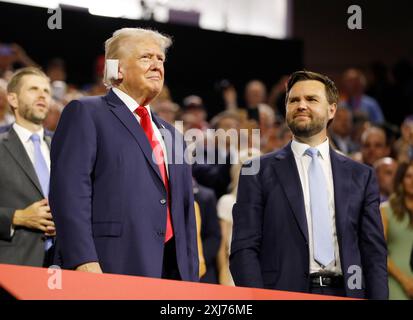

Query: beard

[287,112,327,138]
[19,102,48,125]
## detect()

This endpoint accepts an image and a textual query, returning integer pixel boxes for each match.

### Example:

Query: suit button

[160,199,166,205]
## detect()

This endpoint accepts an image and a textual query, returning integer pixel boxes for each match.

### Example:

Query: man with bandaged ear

[49,28,199,281]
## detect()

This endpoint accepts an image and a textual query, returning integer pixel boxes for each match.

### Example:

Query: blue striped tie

[305,147,334,267]
[30,134,53,251]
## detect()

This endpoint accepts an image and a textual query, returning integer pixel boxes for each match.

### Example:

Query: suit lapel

[44,134,52,149]
[272,143,309,243]
[151,114,176,181]
[330,148,351,253]
[152,115,180,223]
[3,128,44,196]
[105,90,163,183]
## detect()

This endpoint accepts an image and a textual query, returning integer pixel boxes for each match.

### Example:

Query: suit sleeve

[230,160,264,288]
[49,100,99,269]
[183,146,199,281]
[360,167,389,299]
[0,208,15,241]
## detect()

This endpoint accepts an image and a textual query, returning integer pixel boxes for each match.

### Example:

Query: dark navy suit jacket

[230,142,388,299]
[49,90,198,281]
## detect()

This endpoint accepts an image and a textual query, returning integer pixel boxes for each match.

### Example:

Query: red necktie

[135,106,173,242]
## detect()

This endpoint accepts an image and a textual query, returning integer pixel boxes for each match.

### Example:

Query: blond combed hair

[103,27,172,87]
[7,67,49,94]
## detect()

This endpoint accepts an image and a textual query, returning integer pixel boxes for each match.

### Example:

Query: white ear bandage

[104,59,119,83]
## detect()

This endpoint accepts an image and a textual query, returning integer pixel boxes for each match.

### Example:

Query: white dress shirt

[13,123,51,171]
[291,138,342,275]
[112,88,169,176]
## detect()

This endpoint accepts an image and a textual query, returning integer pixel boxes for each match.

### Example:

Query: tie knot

[305,147,319,158]
[135,105,149,118]
[30,133,41,144]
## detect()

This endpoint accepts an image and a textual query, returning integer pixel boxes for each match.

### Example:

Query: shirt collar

[112,87,152,121]
[13,122,44,143]
[291,137,330,160]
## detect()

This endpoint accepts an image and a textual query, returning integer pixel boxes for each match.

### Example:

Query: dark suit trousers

[162,236,181,280]
[310,286,346,297]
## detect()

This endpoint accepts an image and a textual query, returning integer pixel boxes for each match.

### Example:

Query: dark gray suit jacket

[0,127,52,266]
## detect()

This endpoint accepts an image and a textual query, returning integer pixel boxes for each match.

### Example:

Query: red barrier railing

[0,264,350,300]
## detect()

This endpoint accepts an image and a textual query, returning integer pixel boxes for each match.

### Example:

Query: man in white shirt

[230,70,388,299]
[0,67,55,267]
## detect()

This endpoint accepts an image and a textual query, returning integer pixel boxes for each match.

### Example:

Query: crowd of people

[0,30,413,300]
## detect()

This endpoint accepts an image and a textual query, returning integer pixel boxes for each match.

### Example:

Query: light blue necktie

[305,147,334,267]
[30,134,53,251]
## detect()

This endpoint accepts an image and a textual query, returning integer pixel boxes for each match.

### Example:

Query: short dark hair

[285,70,339,105]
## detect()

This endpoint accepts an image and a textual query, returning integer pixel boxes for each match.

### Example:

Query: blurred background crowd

[0,0,412,299]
